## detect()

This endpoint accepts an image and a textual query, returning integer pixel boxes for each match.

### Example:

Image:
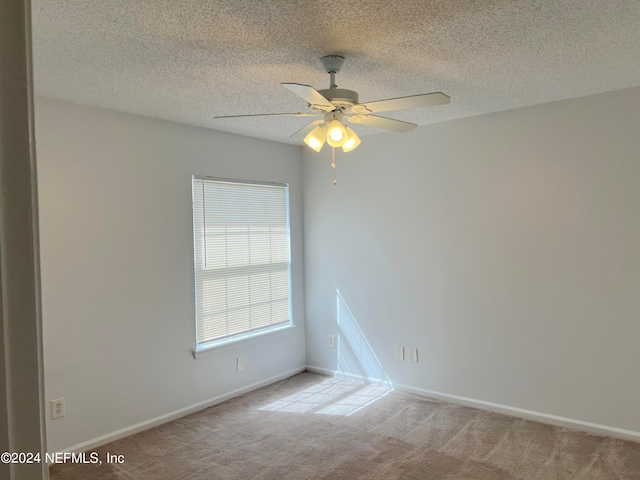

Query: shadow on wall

[336,290,391,386]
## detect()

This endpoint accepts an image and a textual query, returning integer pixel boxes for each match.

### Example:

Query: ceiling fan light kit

[213,54,450,157]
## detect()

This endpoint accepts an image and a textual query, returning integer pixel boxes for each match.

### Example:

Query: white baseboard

[305,365,640,443]
[64,364,640,452]
[64,366,306,453]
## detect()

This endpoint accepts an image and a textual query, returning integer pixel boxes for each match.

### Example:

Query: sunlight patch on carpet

[258,378,392,415]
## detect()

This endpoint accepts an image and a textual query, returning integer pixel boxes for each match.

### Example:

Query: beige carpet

[50,372,640,479]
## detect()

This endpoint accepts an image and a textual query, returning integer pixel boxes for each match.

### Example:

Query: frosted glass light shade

[304,125,327,152]
[326,119,347,147]
[341,127,361,152]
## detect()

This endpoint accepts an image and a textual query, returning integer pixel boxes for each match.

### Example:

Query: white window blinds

[192,177,291,346]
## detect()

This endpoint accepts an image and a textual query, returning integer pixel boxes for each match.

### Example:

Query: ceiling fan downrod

[317,56,359,110]
[321,55,344,90]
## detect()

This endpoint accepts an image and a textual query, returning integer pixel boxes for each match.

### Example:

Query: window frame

[191,175,293,356]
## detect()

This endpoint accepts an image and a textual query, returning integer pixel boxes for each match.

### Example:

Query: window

[192,176,291,349]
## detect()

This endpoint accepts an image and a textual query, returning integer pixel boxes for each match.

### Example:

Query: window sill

[193,324,296,359]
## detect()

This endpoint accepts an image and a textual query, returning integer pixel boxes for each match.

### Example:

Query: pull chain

[331,147,337,185]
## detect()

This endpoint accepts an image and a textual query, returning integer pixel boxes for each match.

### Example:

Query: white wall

[37,85,640,450]
[35,97,306,452]
[303,87,640,433]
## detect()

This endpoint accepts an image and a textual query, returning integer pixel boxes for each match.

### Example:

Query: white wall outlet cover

[51,398,65,419]
[236,357,244,372]
[328,335,335,349]
[410,348,418,363]
[396,346,405,361]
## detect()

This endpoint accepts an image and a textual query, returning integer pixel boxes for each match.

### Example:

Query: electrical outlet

[396,346,405,361]
[51,398,65,419]
[328,335,335,349]
[410,348,419,363]
[236,357,244,372]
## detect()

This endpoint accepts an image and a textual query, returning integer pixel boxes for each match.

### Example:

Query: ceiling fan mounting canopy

[320,55,345,74]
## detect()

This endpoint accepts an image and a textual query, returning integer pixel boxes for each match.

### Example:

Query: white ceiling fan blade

[213,112,319,119]
[290,119,324,138]
[282,83,334,110]
[357,92,450,113]
[348,114,417,133]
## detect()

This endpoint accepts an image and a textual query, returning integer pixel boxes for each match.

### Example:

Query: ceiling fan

[213,55,450,153]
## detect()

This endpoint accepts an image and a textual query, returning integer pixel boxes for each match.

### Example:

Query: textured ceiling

[32,0,640,145]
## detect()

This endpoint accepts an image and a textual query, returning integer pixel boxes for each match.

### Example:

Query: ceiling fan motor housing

[317,88,359,109]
